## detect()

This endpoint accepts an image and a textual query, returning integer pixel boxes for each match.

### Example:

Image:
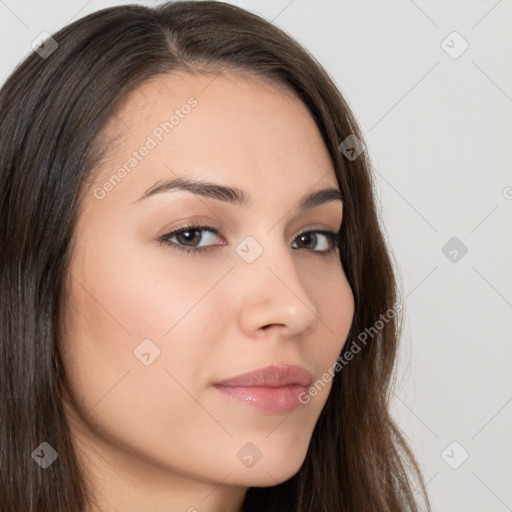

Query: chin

[243,463,305,488]
[227,446,308,488]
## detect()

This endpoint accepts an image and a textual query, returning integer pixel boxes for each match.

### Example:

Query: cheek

[61,244,229,473]
[297,259,354,408]
[302,257,354,351]
[61,227,231,404]
[67,223,225,341]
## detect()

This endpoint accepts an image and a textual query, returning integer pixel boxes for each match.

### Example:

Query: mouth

[212,364,313,414]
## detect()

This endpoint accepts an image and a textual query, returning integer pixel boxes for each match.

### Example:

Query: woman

[0,1,430,511]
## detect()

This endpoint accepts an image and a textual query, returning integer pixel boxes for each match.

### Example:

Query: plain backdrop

[1,1,511,510]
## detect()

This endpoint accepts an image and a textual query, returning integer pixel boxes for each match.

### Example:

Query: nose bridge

[234,233,320,335]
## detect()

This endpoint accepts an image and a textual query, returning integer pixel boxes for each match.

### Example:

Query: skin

[59,70,355,512]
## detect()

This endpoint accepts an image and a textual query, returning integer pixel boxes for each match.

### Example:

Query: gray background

[1,1,511,510]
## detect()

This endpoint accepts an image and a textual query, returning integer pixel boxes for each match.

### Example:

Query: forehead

[90,70,338,204]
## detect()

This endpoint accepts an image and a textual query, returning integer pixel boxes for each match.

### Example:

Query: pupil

[300,232,316,248]
[179,229,200,246]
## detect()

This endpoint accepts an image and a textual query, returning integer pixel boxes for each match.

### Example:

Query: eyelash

[158,224,340,256]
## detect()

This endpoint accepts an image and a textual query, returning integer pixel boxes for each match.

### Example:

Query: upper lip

[213,364,314,388]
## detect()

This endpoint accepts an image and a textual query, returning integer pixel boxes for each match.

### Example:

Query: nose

[234,239,321,339]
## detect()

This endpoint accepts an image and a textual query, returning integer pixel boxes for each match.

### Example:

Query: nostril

[261,323,285,331]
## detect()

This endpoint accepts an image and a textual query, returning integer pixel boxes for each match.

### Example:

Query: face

[60,70,354,505]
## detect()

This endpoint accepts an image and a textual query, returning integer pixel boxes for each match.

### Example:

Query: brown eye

[171,228,203,246]
[292,230,339,254]
[159,225,223,254]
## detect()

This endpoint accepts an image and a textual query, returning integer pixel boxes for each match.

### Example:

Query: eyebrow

[134,176,343,211]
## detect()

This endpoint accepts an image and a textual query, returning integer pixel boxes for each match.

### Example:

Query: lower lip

[212,384,308,414]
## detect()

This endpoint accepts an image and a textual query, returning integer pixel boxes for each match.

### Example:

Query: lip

[214,364,314,388]
[212,364,313,414]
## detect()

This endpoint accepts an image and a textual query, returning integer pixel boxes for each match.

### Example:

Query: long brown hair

[0,2,430,510]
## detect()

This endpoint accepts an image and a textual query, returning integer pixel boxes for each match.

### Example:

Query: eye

[159,224,224,255]
[291,230,339,253]
[159,224,340,256]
